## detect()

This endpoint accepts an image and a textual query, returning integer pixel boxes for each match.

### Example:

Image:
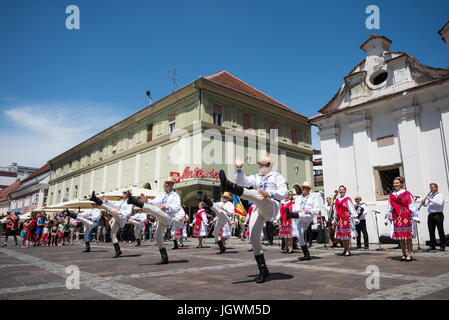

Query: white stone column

[317,125,340,197]
[102,165,108,192]
[349,116,376,202]
[394,105,426,197]
[280,150,287,178]
[134,154,141,186]
[437,99,449,194]
[117,160,123,188]
[79,174,84,199]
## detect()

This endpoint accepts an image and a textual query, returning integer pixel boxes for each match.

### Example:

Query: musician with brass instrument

[421,183,445,251]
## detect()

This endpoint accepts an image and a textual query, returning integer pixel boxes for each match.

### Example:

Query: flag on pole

[233,194,247,222]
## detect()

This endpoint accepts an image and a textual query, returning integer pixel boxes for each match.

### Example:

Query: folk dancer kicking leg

[219,155,287,283]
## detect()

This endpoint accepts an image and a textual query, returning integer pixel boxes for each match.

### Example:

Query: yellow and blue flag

[233,194,247,222]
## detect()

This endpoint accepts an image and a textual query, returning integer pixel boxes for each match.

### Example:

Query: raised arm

[235,169,257,188]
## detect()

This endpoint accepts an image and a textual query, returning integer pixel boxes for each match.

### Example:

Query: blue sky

[1,0,448,167]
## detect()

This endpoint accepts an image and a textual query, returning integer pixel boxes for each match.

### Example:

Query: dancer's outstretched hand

[235,157,243,169]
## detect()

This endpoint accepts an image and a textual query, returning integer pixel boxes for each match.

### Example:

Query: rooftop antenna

[168,68,178,93]
[146,90,152,105]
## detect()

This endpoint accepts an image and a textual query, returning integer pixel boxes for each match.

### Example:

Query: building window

[32,194,39,205]
[73,185,78,199]
[291,128,298,145]
[377,135,394,148]
[213,104,223,126]
[168,113,176,133]
[243,113,251,130]
[373,164,403,200]
[147,124,153,142]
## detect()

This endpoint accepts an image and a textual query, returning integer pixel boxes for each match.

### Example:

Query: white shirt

[324,204,333,222]
[235,169,287,202]
[147,190,181,216]
[105,199,134,220]
[78,208,101,221]
[292,194,320,217]
[354,202,368,220]
[131,213,147,222]
[423,192,445,214]
[385,189,419,222]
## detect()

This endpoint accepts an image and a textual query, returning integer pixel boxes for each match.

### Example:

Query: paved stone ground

[0,237,448,300]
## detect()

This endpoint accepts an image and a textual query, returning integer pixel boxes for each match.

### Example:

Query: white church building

[311,22,449,245]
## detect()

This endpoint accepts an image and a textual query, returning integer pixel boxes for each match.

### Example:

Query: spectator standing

[97,215,107,243]
[34,215,46,246]
[422,183,446,251]
[21,218,31,247]
[3,211,19,247]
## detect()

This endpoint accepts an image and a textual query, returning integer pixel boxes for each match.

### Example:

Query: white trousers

[239,189,277,256]
[100,203,121,244]
[77,217,95,243]
[129,218,143,239]
[295,213,313,247]
[211,203,231,242]
[142,203,181,249]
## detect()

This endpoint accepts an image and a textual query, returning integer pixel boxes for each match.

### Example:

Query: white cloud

[0,102,122,167]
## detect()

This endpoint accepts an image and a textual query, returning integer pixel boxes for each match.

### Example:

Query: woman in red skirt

[333,185,359,256]
[279,191,294,253]
[384,177,419,262]
[191,202,208,248]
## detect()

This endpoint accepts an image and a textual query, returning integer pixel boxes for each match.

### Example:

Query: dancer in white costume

[66,202,101,253]
[128,209,148,246]
[170,206,186,249]
[88,190,133,258]
[219,155,287,283]
[285,181,321,261]
[203,192,234,254]
[126,177,183,264]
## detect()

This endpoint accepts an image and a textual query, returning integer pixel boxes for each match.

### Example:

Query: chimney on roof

[438,21,449,62]
[360,34,392,70]
[146,90,152,105]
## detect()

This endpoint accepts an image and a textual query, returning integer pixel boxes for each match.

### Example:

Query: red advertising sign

[173,167,220,181]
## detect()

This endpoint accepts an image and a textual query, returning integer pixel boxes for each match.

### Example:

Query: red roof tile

[204,70,304,116]
[0,180,21,201]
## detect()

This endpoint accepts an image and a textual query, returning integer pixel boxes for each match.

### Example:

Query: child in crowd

[57,221,65,246]
[63,217,71,245]
[21,218,31,247]
[33,215,46,247]
[50,220,58,246]
[41,223,50,246]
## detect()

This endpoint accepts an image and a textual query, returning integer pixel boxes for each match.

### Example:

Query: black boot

[66,209,78,220]
[83,242,90,253]
[135,239,141,247]
[285,207,299,220]
[172,240,179,250]
[203,194,213,207]
[255,254,270,283]
[126,192,144,208]
[219,170,244,196]
[155,248,169,265]
[113,242,122,258]
[298,245,311,261]
[217,240,226,254]
[90,191,103,206]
